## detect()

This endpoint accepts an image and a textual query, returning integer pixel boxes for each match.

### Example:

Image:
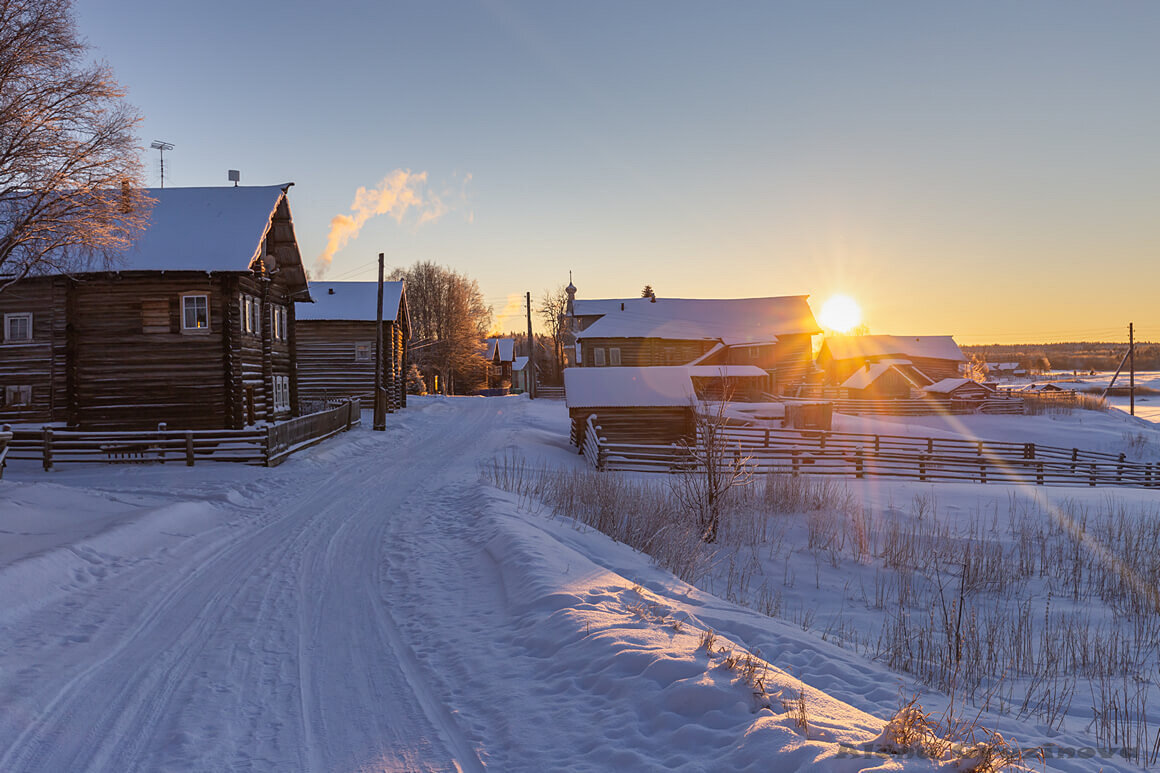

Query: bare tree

[669,396,751,543]
[537,285,568,383]
[0,0,152,289]
[389,261,492,394]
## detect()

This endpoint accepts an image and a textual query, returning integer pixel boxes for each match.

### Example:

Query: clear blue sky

[75,1,1160,342]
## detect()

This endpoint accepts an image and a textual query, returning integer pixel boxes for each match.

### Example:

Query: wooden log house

[569,295,821,394]
[0,184,310,430]
[295,281,411,409]
[484,337,515,389]
[817,335,967,386]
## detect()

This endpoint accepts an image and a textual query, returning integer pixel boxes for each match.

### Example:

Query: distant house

[841,362,926,400]
[0,184,309,430]
[568,292,821,393]
[511,356,534,393]
[484,337,516,389]
[295,281,410,410]
[818,335,966,387]
[922,378,995,402]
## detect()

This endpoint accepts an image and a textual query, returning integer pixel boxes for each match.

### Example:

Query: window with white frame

[181,294,210,331]
[269,306,287,341]
[609,347,621,366]
[4,385,32,406]
[272,375,291,411]
[4,313,32,342]
[593,347,606,367]
[277,306,287,340]
[355,342,372,362]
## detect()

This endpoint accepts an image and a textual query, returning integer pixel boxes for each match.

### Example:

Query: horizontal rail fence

[2,399,361,470]
[580,416,1160,489]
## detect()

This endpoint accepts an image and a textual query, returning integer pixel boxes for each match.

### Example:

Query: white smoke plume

[314,169,446,277]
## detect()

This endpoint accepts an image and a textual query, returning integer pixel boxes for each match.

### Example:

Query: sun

[819,294,862,334]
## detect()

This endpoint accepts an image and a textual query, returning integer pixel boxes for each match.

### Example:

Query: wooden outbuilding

[570,295,821,393]
[565,366,699,448]
[840,362,927,399]
[818,335,966,385]
[295,281,410,409]
[0,184,308,430]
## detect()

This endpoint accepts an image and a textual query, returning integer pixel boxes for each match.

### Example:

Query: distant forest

[962,342,1160,372]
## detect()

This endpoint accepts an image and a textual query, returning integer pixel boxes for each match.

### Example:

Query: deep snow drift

[0,396,1154,771]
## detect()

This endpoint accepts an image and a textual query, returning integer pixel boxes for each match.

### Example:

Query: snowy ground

[0,396,1155,770]
[1006,371,1160,424]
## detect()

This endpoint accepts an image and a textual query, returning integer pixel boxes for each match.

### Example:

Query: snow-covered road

[0,399,508,772]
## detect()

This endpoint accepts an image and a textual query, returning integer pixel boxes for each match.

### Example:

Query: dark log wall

[296,320,406,407]
[0,277,60,424]
[768,334,815,392]
[569,406,695,448]
[69,274,229,430]
[580,338,712,367]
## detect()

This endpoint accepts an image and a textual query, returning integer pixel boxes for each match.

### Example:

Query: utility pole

[374,253,386,430]
[526,291,536,399]
[1129,322,1135,416]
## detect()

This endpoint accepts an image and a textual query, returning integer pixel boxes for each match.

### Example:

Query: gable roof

[297,281,406,325]
[923,377,992,394]
[565,366,697,408]
[574,296,819,344]
[485,337,516,362]
[822,334,965,363]
[841,362,927,391]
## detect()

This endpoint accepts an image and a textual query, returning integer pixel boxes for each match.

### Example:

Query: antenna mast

[150,140,175,188]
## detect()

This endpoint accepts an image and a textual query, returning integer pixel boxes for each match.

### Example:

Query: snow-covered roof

[574,296,818,344]
[686,365,769,379]
[297,281,405,322]
[822,335,965,363]
[922,378,991,394]
[565,367,697,408]
[512,356,530,372]
[485,338,516,363]
[841,363,894,391]
[112,185,291,273]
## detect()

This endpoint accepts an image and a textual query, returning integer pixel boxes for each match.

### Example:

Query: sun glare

[819,294,861,333]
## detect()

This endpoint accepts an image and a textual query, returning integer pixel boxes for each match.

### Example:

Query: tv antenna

[150,140,175,188]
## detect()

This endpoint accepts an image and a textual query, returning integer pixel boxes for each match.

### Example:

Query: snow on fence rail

[781,394,1026,417]
[0,399,360,470]
[580,415,1160,489]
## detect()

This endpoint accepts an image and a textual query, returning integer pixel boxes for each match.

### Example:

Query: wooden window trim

[609,347,621,366]
[4,384,32,406]
[354,342,372,362]
[4,312,32,343]
[593,347,606,367]
[180,293,211,334]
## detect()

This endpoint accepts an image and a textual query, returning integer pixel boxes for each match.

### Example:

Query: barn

[817,335,966,386]
[295,281,410,409]
[0,184,309,430]
[570,295,821,393]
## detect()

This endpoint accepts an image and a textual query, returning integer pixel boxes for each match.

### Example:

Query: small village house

[295,281,411,409]
[484,337,515,390]
[0,184,309,430]
[511,356,534,393]
[840,362,927,400]
[566,286,821,394]
[817,335,967,387]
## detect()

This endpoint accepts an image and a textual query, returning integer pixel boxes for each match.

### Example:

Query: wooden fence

[1,399,360,470]
[780,394,1026,417]
[580,415,1160,489]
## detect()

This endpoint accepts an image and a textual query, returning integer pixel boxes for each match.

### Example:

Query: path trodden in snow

[0,397,1101,771]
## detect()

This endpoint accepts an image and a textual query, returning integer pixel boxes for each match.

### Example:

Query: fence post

[980,459,987,484]
[346,399,354,431]
[926,438,933,454]
[1117,453,1124,483]
[819,432,826,452]
[266,424,276,467]
[185,431,195,466]
[42,427,53,471]
[158,422,167,463]
[1036,462,1044,486]
[855,447,864,479]
[1071,448,1078,474]
[791,448,800,477]
[919,454,927,482]
[1089,464,1096,487]
[874,435,880,453]
[764,428,769,448]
